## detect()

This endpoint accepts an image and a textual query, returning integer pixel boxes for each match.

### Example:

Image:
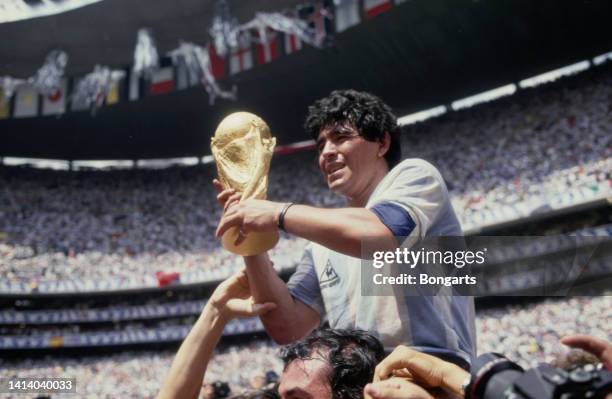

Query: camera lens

[568,368,592,384]
[481,368,524,399]
[469,353,524,399]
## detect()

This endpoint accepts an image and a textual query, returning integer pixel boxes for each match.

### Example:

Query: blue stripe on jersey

[370,201,416,237]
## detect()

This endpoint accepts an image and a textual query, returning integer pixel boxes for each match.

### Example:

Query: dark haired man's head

[202,381,231,399]
[304,90,401,169]
[278,329,385,399]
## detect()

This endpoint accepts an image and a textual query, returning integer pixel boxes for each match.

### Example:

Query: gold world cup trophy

[211,112,279,256]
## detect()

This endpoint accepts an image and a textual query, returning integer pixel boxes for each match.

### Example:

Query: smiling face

[316,123,390,206]
[278,358,332,399]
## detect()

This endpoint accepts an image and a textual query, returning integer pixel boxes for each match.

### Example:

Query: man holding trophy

[211,90,475,369]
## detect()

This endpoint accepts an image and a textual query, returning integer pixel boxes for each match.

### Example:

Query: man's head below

[278,329,385,399]
[304,90,401,204]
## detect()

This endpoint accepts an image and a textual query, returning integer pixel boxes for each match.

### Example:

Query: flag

[299,1,333,45]
[363,0,392,18]
[106,81,120,105]
[105,66,131,105]
[335,0,360,33]
[255,28,280,65]
[128,69,143,102]
[70,78,90,111]
[175,56,189,90]
[149,66,175,95]
[283,10,303,55]
[106,76,122,105]
[13,84,39,118]
[42,78,67,116]
[175,56,199,90]
[229,31,254,75]
[0,90,9,119]
[208,43,226,80]
[156,271,181,288]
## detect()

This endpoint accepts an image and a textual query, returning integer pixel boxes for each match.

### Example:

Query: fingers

[374,346,414,382]
[252,302,277,316]
[561,334,612,369]
[393,355,466,395]
[216,187,236,207]
[365,379,434,399]
[234,229,247,247]
[224,192,242,212]
[212,179,225,193]
[561,334,607,355]
[226,299,277,318]
[216,213,242,238]
[374,347,454,392]
[390,368,414,380]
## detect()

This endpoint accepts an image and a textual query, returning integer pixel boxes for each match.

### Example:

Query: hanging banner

[42,78,68,116]
[335,0,360,32]
[150,67,175,95]
[364,0,392,18]
[0,90,10,119]
[13,84,39,118]
[255,28,280,65]
[229,31,254,75]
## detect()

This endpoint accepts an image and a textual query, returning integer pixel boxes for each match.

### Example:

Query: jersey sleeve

[368,160,446,242]
[287,244,325,317]
[370,201,417,237]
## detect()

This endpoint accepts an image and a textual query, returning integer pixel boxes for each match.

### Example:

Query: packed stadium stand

[404,63,611,232]
[1,62,610,291]
[1,55,611,399]
[1,297,610,397]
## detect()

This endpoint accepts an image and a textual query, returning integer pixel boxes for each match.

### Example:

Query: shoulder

[368,158,449,205]
[391,158,443,178]
[386,158,446,188]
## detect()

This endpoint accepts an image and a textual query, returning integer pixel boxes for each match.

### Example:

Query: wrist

[442,364,470,397]
[244,252,271,265]
[206,297,231,323]
[277,202,295,232]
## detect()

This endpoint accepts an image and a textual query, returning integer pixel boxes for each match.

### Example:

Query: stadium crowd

[0,154,321,289]
[0,65,610,288]
[1,295,610,398]
[404,64,611,230]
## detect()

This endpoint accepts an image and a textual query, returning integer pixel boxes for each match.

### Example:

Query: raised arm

[156,269,276,399]
[216,200,396,259]
[242,253,321,344]
[212,181,395,344]
[281,204,396,258]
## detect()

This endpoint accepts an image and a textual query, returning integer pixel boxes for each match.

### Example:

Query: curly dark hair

[304,90,402,168]
[280,329,385,399]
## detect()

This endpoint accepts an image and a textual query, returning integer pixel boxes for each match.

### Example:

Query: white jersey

[288,159,476,364]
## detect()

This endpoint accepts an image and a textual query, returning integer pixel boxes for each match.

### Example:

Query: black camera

[466,353,612,399]
[212,380,231,398]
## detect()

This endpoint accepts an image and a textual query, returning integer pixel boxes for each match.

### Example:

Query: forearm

[157,304,227,399]
[283,205,395,258]
[244,254,316,344]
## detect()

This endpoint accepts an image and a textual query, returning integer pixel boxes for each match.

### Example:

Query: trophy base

[221,227,280,256]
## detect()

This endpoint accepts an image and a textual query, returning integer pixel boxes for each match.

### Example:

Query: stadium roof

[0,0,305,76]
[1,0,611,160]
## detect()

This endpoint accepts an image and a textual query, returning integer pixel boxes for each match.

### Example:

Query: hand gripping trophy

[211,112,279,256]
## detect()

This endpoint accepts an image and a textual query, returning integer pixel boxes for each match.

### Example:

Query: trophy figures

[211,112,279,256]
